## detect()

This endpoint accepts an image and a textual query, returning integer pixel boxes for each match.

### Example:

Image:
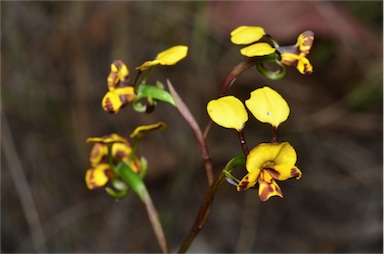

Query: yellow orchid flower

[103,60,136,114]
[245,86,289,128]
[137,45,188,71]
[237,142,302,201]
[277,31,314,74]
[207,96,248,131]
[85,134,141,189]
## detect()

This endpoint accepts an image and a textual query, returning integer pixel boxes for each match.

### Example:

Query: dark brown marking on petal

[104,97,116,114]
[266,168,280,179]
[291,168,301,179]
[107,71,118,88]
[237,176,250,191]
[275,184,283,197]
[259,186,269,202]
[114,150,128,160]
[88,169,98,189]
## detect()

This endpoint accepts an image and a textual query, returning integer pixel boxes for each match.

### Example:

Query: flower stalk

[178,154,246,253]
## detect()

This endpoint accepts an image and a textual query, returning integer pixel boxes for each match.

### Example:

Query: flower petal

[246,142,296,172]
[130,122,167,139]
[296,31,314,56]
[271,164,302,181]
[296,56,313,74]
[102,87,136,114]
[136,46,188,71]
[230,26,266,45]
[237,168,261,191]
[240,42,276,57]
[245,86,289,127]
[207,96,248,131]
[107,60,129,90]
[87,133,128,144]
[89,143,108,166]
[156,45,188,65]
[258,176,283,202]
[111,142,132,161]
[85,164,111,190]
[136,60,161,71]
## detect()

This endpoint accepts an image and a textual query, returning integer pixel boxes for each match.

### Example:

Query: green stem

[178,155,246,253]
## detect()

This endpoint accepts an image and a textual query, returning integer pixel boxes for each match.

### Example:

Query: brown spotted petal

[236,168,261,191]
[85,163,112,190]
[101,87,136,114]
[273,164,302,181]
[89,143,108,167]
[111,142,132,161]
[107,60,130,90]
[258,174,283,202]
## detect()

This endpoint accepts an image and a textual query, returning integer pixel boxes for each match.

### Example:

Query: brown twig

[167,79,214,186]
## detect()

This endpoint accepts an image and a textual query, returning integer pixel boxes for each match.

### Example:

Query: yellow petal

[87,133,128,144]
[237,169,261,191]
[85,164,111,190]
[107,60,129,90]
[230,26,266,45]
[102,91,122,114]
[272,164,302,181]
[130,122,167,139]
[245,86,289,127]
[240,42,276,57]
[111,143,132,161]
[101,87,135,114]
[156,45,188,65]
[207,96,248,131]
[246,142,296,172]
[296,31,314,56]
[89,143,108,167]
[136,60,161,71]
[296,56,313,74]
[258,176,283,202]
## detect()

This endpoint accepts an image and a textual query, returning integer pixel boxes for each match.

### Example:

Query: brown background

[2,1,383,253]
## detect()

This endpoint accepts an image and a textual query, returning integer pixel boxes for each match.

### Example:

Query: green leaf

[136,85,176,106]
[222,154,247,186]
[115,162,147,202]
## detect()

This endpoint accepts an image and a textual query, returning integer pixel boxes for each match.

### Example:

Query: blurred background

[1,1,383,253]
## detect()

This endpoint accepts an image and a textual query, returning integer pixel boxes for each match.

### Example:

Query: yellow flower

[230,26,266,45]
[277,31,314,74]
[207,96,248,131]
[230,25,276,57]
[130,122,167,139]
[237,142,302,201]
[102,60,136,114]
[245,86,289,128]
[137,45,188,71]
[85,163,112,190]
[85,134,141,189]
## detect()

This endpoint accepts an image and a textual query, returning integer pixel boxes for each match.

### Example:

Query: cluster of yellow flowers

[85,25,314,202]
[207,87,302,201]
